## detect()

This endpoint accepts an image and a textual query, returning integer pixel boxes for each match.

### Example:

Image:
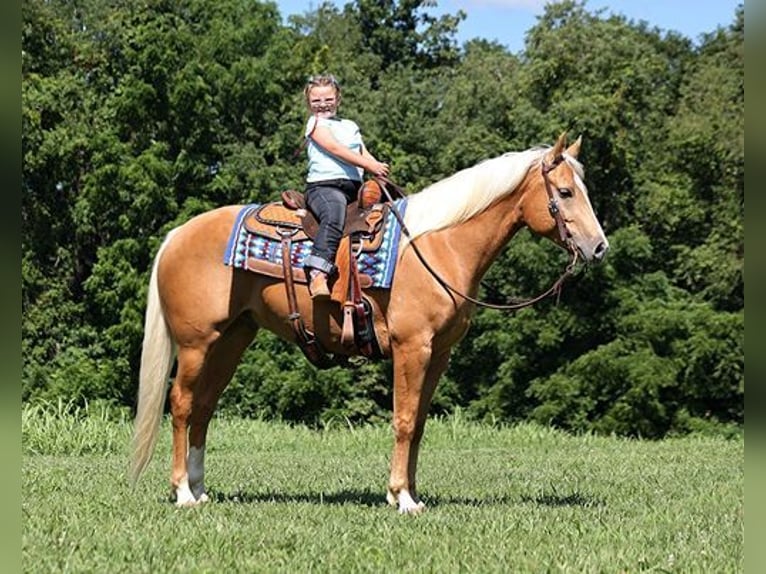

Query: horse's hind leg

[185,317,258,504]
[169,345,206,506]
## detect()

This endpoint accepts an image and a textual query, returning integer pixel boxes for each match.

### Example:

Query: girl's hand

[369,160,390,177]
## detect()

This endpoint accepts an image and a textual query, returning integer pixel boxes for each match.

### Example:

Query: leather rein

[374,154,580,312]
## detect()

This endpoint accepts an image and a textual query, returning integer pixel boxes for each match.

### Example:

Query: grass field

[22,402,743,573]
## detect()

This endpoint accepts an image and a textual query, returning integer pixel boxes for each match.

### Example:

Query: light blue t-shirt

[305,116,364,183]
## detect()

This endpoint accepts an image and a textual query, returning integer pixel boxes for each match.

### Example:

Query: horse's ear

[546,131,567,162]
[566,135,582,159]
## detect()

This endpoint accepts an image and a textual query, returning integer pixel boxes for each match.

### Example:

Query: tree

[350,0,463,73]
[22,0,744,437]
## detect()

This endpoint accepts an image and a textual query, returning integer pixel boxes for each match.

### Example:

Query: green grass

[23,404,743,573]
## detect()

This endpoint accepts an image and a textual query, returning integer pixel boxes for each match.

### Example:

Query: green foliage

[351,0,463,72]
[528,276,743,437]
[217,332,394,426]
[22,0,744,437]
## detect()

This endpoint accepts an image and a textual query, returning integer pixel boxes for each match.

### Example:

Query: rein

[374,156,580,312]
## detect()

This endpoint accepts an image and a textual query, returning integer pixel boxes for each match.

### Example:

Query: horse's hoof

[175,491,208,507]
[394,490,426,514]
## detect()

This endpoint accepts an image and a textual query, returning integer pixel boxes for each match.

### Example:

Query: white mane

[402,148,549,240]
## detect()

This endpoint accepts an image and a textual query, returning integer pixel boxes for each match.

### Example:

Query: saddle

[243,180,389,366]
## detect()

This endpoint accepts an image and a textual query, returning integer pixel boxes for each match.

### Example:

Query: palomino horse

[130,133,608,513]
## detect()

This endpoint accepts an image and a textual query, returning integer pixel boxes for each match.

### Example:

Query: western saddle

[243,180,390,367]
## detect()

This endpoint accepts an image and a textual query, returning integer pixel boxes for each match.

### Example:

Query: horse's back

[160,204,242,272]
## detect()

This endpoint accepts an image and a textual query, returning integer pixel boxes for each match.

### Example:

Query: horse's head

[522,133,609,264]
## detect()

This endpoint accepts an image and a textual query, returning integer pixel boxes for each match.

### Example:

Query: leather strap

[373,169,578,311]
[280,232,332,368]
[340,239,376,357]
[341,238,356,348]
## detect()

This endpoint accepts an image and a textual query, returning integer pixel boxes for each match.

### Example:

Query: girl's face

[307,84,339,118]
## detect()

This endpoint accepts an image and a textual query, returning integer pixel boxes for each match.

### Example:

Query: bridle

[541,154,576,253]
[375,154,581,312]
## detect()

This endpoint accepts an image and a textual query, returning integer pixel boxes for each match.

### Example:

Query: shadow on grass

[208,488,385,507]
[520,492,604,507]
[206,488,603,508]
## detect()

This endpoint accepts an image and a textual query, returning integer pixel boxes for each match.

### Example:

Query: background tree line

[22,0,744,437]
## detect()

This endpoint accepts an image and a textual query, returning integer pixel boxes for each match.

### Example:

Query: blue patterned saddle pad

[223,199,408,288]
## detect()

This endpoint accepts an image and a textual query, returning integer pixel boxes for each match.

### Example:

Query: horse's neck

[434,188,525,286]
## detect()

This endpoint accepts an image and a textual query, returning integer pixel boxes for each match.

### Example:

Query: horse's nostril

[594,241,607,261]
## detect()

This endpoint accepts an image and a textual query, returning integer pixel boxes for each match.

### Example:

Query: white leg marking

[175,477,198,506]
[397,489,426,515]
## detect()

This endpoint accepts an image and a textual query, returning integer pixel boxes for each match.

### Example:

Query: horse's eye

[558,187,573,198]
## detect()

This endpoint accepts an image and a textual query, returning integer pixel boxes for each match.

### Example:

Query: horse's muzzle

[584,239,609,263]
[572,236,609,264]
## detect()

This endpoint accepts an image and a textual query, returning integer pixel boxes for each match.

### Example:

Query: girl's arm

[311,126,389,176]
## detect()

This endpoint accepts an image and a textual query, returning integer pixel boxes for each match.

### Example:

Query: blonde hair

[303,74,341,105]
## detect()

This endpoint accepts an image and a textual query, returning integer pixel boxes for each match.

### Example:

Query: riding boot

[308,269,330,299]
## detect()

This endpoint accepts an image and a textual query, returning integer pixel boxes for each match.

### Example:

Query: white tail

[129,231,177,485]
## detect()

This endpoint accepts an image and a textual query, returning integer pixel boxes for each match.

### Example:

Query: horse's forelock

[563,154,585,180]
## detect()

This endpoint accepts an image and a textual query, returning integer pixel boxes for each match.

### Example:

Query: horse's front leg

[387,342,450,514]
[407,350,451,505]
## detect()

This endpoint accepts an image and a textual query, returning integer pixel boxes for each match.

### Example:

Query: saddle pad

[224,199,408,288]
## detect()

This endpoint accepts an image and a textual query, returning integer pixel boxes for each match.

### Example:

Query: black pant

[303,178,361,274]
